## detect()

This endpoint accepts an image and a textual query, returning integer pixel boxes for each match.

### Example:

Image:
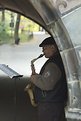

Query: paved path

[0,33,49,76]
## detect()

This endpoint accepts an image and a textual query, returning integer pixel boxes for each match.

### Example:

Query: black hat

[39,37,56,47]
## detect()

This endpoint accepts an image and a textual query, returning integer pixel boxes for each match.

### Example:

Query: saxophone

[24,54,44,107]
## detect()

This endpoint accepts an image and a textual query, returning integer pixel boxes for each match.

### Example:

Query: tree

[1,10,5,31]
[14,13,21,44]
[2,10,5,22]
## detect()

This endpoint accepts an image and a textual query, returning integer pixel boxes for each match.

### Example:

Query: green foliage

[0,20,12,44]
[19,31,33,43]
[0,30,12,44]
[0,10,42,44]
[20,16,39,32]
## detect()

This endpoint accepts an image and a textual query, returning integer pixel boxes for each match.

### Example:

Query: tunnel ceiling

[0,0,51,32]
[0,0,81,33]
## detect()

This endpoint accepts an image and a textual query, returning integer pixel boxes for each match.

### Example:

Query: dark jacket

[34,53,68,105]
[34,54,68,103]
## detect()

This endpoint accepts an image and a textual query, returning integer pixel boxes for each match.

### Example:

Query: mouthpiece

[31,54,44,64]
[37,54,44,59]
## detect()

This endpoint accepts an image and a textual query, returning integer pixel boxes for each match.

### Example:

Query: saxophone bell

[24,83,37,107]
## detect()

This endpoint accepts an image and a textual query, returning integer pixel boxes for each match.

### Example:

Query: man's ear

[51,45,57,52]
[51,45,55,49]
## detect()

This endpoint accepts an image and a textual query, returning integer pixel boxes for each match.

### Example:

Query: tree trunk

[2,10,5,22]
[2,10,5,31]
[14,13,21,44]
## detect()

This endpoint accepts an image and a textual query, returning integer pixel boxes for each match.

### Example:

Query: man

[30,36,68,121]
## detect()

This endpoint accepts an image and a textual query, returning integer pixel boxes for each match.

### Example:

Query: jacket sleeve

[30,62,61,90]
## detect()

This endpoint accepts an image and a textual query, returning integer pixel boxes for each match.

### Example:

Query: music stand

[0,64,23,78]
[0,64,23,121]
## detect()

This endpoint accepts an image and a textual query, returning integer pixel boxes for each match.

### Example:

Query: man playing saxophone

[30,37,68,121]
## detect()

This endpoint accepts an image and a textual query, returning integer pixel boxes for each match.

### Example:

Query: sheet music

[0,64,23,78]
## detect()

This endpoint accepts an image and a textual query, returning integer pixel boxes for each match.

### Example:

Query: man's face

[42,45,57,58]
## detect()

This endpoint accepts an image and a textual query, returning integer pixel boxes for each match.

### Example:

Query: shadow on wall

[0,76,37,121]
